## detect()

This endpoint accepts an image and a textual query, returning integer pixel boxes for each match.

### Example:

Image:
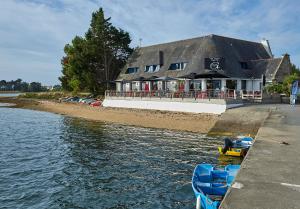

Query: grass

[19,92,68,100]
[0,91,20,93]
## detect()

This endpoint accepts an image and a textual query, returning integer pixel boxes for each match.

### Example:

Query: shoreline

[0,97,270,135]
[0,97,219,133]
[220,105,300,209]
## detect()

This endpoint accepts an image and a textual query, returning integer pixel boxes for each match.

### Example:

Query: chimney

[159,50,164,66]
[261,38,273,58]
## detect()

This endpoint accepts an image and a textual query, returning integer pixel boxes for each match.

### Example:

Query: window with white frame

[168,62,187,71]
[144,65,160,73]
[125,67,139,74]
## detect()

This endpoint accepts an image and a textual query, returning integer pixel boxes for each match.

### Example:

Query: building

[115,34,291,94]
[103,34,291,114]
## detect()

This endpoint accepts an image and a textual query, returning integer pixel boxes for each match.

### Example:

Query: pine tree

[60,8,132,94]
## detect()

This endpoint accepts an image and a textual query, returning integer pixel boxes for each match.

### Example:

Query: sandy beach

[0,97,270,135]
[36,101,220,133]
[0,97,219,133]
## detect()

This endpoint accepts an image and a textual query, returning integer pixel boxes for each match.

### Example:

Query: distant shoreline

[0,91,20,93]
[0,97,269,136]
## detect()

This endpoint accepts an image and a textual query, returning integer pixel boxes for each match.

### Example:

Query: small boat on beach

[218,136,254,157]
[192,163,240,209]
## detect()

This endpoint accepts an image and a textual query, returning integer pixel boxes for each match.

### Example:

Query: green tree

[20,82,29,92]
[291,64,300,76]
[282,73,299,95]
[60,36,88,92]
[29,82,42,92]
[266,73,299,95]
[60,8,132,94]
[52,85,62,91]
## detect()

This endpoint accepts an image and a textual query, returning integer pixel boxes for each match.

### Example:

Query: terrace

[105,89,263,101]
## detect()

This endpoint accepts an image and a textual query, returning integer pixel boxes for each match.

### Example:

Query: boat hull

[218,147,243,157]
[192,164,240,209]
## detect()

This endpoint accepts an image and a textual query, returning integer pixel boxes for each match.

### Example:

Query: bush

[19,92,68,100]
[18,91,104,100]
[266,73,299,96]
[265,83,284,94]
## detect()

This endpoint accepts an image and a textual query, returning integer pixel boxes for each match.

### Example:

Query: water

[0,93,21,97]
[0,107,240,209]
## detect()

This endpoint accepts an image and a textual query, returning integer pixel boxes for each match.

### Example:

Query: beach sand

[35,100,219,133]
[0,97,219,133]
[0,97,270,135]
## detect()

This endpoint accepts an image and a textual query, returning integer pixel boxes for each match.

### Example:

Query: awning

[179,71,229,79]
[130,76,145,81]
[178,73,197,79]
[145,76,159,81]
[195,71,229,78]
[114,79,131,82]
[154,76,177,81]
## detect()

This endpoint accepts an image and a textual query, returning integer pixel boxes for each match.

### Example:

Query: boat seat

[207,194,223,202]
[194,181,228,196]
[211,170,227,182]
[225,165,240,185]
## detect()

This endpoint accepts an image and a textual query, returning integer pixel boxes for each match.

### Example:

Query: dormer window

[168,62,187,71]
[144,65,160,73]
[125,67,139,74]
[240,62,248,69]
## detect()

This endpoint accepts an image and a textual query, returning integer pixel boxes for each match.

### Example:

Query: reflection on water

[0,107,239,209]
[218,155,243,166]
[0,103,15,107]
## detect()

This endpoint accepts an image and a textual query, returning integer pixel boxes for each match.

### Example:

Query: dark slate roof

[248,58,282,80]
[117,34,280,80]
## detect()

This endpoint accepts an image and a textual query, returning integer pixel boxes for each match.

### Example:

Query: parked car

[69,96,80,102]
[90,100,102,107]
[63,96,80,102]
[82,98,95,104]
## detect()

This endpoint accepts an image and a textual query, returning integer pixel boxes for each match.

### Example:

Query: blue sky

[0,0,299,85]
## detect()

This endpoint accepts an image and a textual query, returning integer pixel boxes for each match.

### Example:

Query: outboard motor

[222,138,234,154]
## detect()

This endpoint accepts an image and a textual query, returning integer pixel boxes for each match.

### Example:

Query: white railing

[105,89,240,100]
[241,90,263,100]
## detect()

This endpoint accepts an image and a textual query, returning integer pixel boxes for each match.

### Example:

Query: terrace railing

[105,89,247,100]
[241,90,263,100]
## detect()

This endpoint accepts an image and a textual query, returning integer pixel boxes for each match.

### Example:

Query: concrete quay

[220,104,300,209]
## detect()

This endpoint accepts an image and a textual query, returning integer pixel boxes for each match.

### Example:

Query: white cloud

[0,0,299,85]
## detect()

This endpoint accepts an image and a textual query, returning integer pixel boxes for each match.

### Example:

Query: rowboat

[192,163,240,209]
[218,147,245,157]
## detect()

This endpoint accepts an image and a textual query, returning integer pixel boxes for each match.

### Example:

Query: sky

[0,0,300,85]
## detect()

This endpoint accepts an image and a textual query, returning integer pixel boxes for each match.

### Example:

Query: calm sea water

[0,106,240,209]
[0,93,21,97]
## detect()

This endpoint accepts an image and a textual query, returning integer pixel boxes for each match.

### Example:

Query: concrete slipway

[220,104,300,209]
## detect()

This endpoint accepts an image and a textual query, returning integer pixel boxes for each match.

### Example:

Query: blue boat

[192,163,240,209]
[234,136,254,148]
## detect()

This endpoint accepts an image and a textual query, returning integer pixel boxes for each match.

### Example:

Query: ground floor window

[241,80,247,90]
[166,81,178,91]
[152,81,159,91]
[226,80,237,90]
[190,80,202,90]
[178,80,185,92]
[142,82,150,91]
[157,81,163,90]
[132,82,140,91]
[207,80,221,90]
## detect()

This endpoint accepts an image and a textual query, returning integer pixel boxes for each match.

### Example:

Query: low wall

[102,98,243,114]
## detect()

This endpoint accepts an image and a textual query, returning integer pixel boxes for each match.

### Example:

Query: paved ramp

[220,105,300,209]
